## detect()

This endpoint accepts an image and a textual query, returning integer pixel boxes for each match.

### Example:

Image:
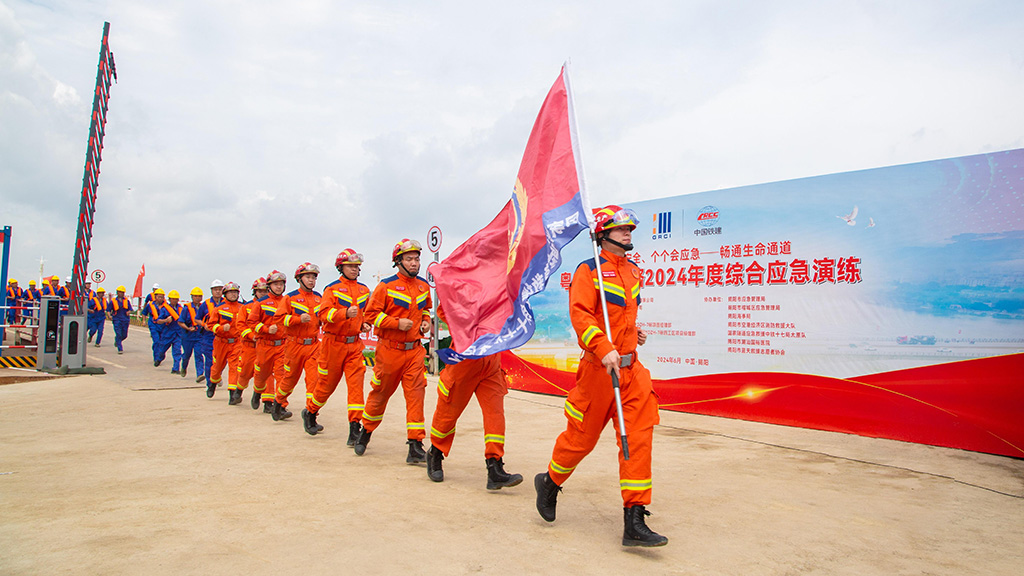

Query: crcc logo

[697,205,720,227]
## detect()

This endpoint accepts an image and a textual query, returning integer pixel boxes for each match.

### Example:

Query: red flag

[132,264,145,299]
[435,64,591,361]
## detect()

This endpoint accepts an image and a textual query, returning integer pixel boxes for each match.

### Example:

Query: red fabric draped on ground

[501,351,1024,458]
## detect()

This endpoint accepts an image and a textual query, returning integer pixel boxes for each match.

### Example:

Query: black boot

[534,472,561,522]
[406,439,426,464]
[180,368,187,378]
[271,401,292,421]
[622,505,668,547]
[301,409,319,435]
[346,421,362,446]
[228,389,242,405]
[426,446,444,482]
[251,390,261,410]
[353,429,372,456]
[205,381,216,398]
[486,457,523,490]
[263,400,273,414]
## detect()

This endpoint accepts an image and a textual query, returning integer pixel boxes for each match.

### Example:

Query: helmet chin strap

[399,261,416,278]
[602,235,634,252]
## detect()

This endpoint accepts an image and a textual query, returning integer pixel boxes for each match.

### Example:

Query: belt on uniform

[295,337,317,345]
[226,337,236,343]
[261,339,285,347]
[583,350,636,368]
[243,340,256,347]
[339,335,358,344]
[383,339,420,351]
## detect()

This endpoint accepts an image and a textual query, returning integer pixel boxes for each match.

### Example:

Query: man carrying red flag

[534,205,667,547]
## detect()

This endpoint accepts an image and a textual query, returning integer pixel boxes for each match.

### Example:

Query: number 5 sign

[427,226,442,253]
[91,269,106,283]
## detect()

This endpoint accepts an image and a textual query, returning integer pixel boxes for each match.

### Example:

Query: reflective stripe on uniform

[581,325,602,346]
[406,422,425,430]
[437,378,450,398]
[564,400,584,423]
[549,459,576,475]
[431,426,455,438]
[483,434,505,445]
[620,478,652,491]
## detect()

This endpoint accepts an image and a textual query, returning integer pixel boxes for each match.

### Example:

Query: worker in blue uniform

[110,286,132,354]
[87,286,108,346]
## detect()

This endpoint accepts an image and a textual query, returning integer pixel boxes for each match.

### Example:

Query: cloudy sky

[2,0,1022,296]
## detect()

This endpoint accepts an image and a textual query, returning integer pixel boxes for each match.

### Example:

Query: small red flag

[132,264,145,299]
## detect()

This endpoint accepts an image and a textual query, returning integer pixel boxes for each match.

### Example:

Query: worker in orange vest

[251,270,288,414]
[237,278,267,407]
[534,205,667,547]
[206,282,245,401]
[87,286,108,346]
[353,239,432,464]
[270,263,323,422]
[305,249,371,441]
[178,287,207,384]
[110,286,132,354]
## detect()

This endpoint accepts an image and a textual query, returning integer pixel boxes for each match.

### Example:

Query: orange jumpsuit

[251,292,286,403]
[235,299,260,390]
[429,306,509,459]
[361,272,432,441]
[309,276,370,421]
[547,249,659,507]
[273,287,322,408]
[206,299,245,389]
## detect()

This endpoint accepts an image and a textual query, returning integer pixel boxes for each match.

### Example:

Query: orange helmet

[266,270,287,284]
[294,262,320,280]
[392,238,422,261]
[335,248,364,270]
[252,277,267,291]
[593,205,639,234]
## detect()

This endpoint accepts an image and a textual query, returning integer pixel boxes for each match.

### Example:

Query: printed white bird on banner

[837,205,858,226]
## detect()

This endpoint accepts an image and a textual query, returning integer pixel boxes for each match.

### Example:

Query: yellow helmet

[51,275,60,282]
[97,287,106,293]
[190,287,203,297]
[153,288,166,295]
[7,279,15,284]
[167,290,180,299]
[29,280,37,286]
[116,285,126,292]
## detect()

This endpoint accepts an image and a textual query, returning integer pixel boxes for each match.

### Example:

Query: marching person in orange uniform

[425,304,523,490]
[238,278,267,408]
[534,205,668,548]
[353,239,433,464]
[251,270,288,414]
[304,249,371,441]
[206,282,245,401]
[270,263,323,422]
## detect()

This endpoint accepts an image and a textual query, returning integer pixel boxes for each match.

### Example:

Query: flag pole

[564,61,630,460]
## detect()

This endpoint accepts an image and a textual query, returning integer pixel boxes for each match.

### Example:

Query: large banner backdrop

[504,148,1024,458]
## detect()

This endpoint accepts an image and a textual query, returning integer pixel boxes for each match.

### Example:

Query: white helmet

[210,279,225,288]
[152,283,161,290]
[65,276,72,282]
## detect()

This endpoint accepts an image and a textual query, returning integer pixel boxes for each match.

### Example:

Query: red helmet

[335,249,364,269]
[223,281,241,293]
[593,205,639,234]
[266,270,287,284]
[392,238,422,261]
[294,262,320,280]
[252,277,267,291]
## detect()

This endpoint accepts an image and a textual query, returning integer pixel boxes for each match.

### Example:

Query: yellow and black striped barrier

[0,355,37,368]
